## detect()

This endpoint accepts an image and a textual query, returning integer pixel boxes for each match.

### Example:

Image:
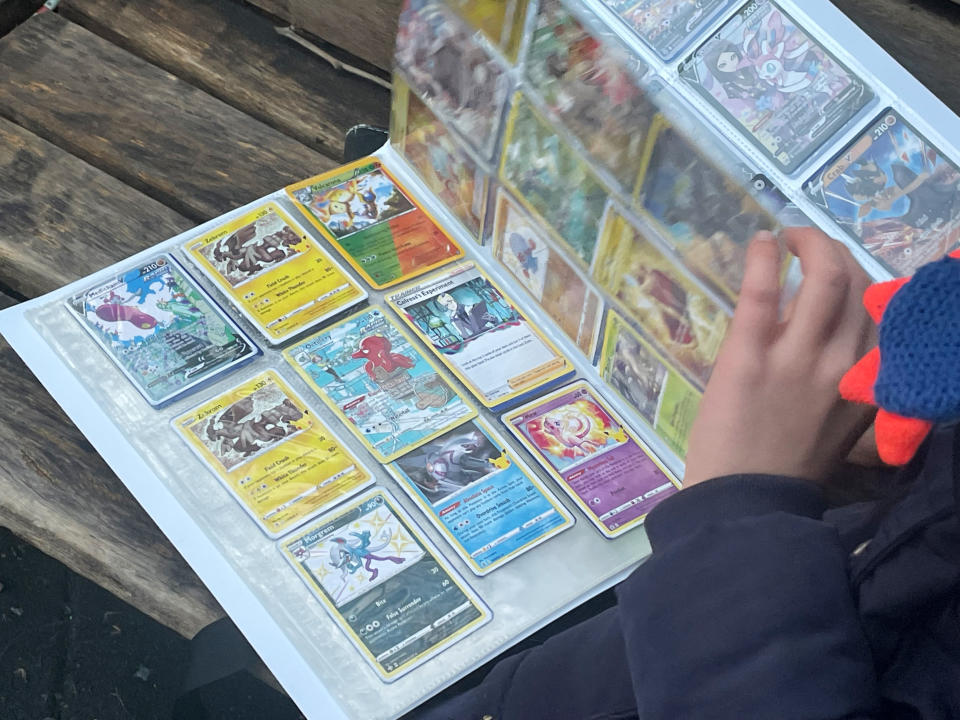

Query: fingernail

[754,230,775,243]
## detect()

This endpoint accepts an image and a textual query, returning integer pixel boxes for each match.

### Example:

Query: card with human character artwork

[280,489,490,681]
[679,0,873,172]
[388,262,574,410]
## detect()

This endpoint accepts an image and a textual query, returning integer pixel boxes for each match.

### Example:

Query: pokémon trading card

[280,488,491,681]
[503,381,680,537]
[387,418,574,575]
[388,262,574,409]
[597,310,701,459]
[64,253,258,407]
[183,202,367,344]
[601,0,734,59]
[805,109,960,276]
[172,370,374,538]
[286,158,464,289]
[492,189,603,358]
[390,72,489,241]
[679,0,873,172]
[395,0,510,159]
[284,307,476,464]
[525,0,655,189]
[594,211,729,386]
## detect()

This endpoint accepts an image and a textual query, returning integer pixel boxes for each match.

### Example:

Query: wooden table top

[0,0,957,640]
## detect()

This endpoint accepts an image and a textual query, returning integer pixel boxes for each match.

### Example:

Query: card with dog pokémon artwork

[279,489,491,681]
[172,370,374,538]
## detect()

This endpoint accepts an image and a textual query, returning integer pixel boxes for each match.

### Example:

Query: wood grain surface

[247,0,402,71]
[0,12,335,223]
[0,336,224,637]
[0,117,193,298]
[836,0,960,114]
[58,0,390,160]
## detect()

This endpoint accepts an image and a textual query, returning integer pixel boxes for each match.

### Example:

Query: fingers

[780,227,855,349]
[726,231,782,349]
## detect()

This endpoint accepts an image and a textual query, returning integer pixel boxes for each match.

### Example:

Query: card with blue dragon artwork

[283,307,476,464]
[279,488,491,681]
[65,253,258,407]
[805,109,960,276]
[387,418,574,575]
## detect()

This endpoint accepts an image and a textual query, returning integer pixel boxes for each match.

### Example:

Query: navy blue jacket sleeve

[619,474,881,719]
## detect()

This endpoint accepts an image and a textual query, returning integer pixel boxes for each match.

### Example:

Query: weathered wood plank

[836,0,960,115]
[0,117,193,298]
[0,339,225,638]
[247,0,401,72]
[0,12,335,223]
[0,290,16,309]
[59,0,390,160]
[247,0,960,115]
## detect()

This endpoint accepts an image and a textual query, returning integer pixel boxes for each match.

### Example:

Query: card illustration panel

[284,307,476,463]
[805,109,960,276]
[65,254,258,406]
[388,418,573,574]
[287,158,464,289]
[280,490,490,680]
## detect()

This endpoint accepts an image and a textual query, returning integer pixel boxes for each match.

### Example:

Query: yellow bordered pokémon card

[183,201,367,345]
[172,369,374,538]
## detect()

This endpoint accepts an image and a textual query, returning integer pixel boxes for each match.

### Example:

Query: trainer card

[679,0,873,173]
[183,202,367,344]
[447,0,530,62]
[594,211,729,386]
[65,254,258,407]
[286,158,464,290]
[492,189,603,357]
[172,370,374,538]
[387,418,574,575]
[598,310,701,459]
[601,0,734,59]
[501,94,609,267]
[503,381,679,537]
[395,0,510,160]
[805,110,960,276]
[284,307,476,464]
[525,0,655,189]
[388,262,574,409]
[637,115,777,303]
[280,489,491,681]
[390,72,489,240]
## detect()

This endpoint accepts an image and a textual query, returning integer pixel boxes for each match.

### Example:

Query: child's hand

[683,228,876,487]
